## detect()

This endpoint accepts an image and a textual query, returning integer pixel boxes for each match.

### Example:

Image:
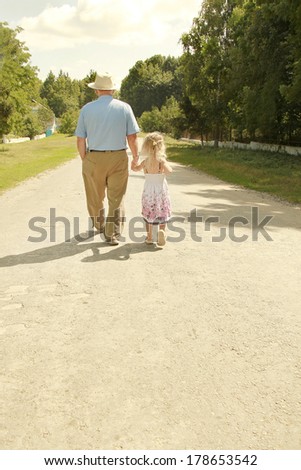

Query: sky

[1,0,202,87]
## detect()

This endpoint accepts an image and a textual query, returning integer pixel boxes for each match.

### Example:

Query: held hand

[131,159,139,171]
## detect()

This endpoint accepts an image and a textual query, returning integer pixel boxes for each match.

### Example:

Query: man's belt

[89,149,126,152]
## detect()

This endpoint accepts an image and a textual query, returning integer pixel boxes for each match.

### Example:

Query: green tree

[179,96,211,141]
[41,70,81,118]
[179,0,301,145]
[181,0,232,145]
[120,55,182,117]
[59,109,79,135]
[139,107,163,133]
[226,0,293,143]
[278,0,301,144]
[0,22,41,137]
[139,97,185,138]
[79,70,97,107]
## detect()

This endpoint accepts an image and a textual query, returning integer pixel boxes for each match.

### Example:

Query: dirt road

[0,148,300,450]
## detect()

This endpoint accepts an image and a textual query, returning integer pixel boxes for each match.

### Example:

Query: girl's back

[132,131,172,246]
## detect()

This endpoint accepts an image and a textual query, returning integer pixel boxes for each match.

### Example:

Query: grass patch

[0,134,77,193]
[165,137,301,204]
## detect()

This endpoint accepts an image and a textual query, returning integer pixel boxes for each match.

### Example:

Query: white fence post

[181,138,301,156]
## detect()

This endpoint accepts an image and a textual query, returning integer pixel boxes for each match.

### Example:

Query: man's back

[76,95,139,151]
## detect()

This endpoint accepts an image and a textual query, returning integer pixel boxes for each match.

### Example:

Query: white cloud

[18,0,201,50]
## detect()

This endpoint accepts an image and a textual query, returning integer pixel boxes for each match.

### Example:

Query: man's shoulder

[112,98,132,110]
[81,100,98,112]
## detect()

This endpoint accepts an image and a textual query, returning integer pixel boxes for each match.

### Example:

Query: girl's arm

[132,160,145,172]
[162,160,173,174]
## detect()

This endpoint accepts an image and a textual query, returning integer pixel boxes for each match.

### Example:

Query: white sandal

[157,229,166,246]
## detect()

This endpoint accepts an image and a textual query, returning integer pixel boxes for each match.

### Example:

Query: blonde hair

[141,132,167,172]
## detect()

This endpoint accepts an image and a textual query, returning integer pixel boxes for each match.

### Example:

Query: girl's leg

[146,223,153,243]
[158,223,166,246]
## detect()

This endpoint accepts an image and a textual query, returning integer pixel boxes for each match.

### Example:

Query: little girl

[133,132,172,247]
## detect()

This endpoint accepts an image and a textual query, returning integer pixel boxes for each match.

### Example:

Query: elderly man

[75,72,140,245]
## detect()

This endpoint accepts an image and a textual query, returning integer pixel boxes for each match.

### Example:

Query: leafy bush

[139,97,185,138]
[59,110,79,135]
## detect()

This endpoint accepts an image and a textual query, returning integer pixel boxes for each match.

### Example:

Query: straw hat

[87,72,116,90]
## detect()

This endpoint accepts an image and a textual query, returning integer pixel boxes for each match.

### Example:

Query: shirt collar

[97,95,113,101]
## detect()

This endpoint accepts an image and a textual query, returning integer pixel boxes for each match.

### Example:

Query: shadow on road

[178,188,301,232]
[81,242,161,262]
[0,233,160,267]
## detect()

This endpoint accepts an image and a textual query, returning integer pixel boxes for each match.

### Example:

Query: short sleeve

[126,105,140,135]
[74,109,87,138]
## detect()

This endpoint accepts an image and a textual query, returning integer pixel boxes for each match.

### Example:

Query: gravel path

[0,148,300,450]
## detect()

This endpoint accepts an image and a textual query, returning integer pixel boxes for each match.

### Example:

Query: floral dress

[141,163,171,224]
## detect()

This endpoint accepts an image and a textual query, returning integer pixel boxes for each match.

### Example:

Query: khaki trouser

[82,150,128,238]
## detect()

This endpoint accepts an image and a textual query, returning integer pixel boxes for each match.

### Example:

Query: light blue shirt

[75,96,140,151]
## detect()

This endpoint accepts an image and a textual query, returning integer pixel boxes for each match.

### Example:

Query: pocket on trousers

[121,155,129,171]
[82,156,95,176]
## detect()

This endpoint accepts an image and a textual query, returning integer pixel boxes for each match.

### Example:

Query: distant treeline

[1,1,301,145]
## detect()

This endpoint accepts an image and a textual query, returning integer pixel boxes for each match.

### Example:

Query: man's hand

[131,159,139,171]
